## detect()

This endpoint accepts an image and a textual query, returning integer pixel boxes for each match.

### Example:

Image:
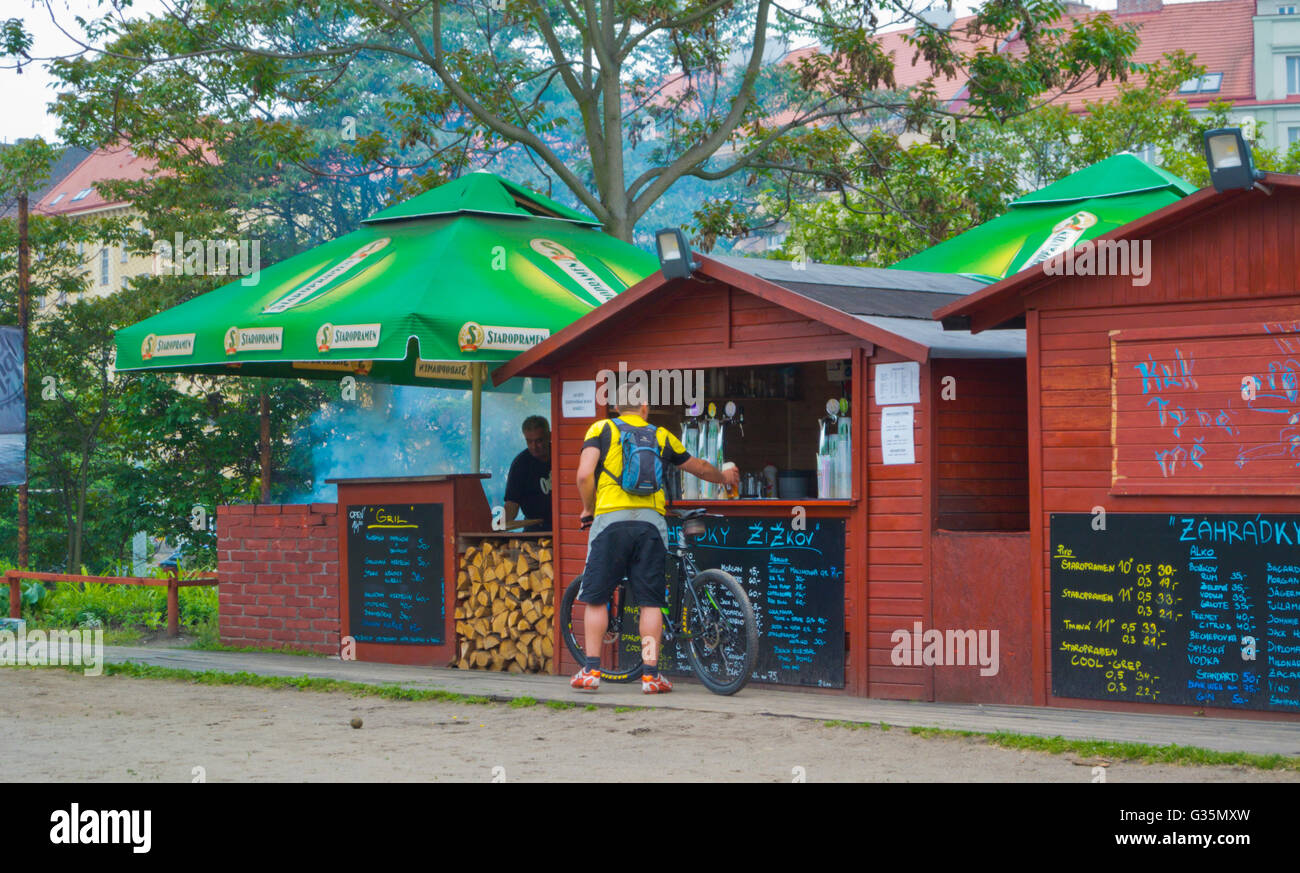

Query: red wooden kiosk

[935,175,1300,721]
[495,254,1031,699]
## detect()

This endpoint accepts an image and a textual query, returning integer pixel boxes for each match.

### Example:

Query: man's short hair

[522,415,549,434]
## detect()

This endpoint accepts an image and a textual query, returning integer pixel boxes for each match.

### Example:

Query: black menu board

[345,502,444,645]
[1050,513,1300,712]
[619,516,846,688]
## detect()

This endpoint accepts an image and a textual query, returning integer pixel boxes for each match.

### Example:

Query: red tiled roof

[1045,0,1256,110]
[651,0,1254,124]
[35,144,157,216]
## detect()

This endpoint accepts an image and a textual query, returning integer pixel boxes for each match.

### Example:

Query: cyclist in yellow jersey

[572,400,738,693]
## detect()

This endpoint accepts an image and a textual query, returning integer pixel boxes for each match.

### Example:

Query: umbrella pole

[470,363,484,474]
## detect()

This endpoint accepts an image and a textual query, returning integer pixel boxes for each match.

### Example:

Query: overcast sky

[0,0,1188,144]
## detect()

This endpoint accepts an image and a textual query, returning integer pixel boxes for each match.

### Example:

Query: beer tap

[680,402,702,500]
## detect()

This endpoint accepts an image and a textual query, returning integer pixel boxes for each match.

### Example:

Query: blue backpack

[601,418,664,496]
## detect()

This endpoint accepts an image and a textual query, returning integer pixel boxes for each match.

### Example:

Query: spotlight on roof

[655,228,700,280]
[1202,127,1266,193]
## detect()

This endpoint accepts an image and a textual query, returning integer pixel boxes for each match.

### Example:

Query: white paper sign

[875,361,920,405]
[562,380,596,418]
[881,405,915,465]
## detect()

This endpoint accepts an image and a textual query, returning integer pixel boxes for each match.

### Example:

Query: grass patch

[103,627,146,646]
[820,719,1298,771]
[186,640,327,657]
[545,700,578,711]
[55,661,498,706]
[510,696,539,708]
[895,724,1297,771]
[613,706,644,713]
[585,704,598,712]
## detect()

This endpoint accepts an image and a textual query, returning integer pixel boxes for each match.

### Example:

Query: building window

[1290,126,1300,145]
[48,192,65,205]
[1279,5,1296,13]
[1180,73,1224,93]
[70,187,94,202]
[120,244,129,264]
[1288,56,1300,95]
[100,248,110,286]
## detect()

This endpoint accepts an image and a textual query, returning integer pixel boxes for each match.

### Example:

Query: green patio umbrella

[890,154,1197,283]
[114,171,659,470]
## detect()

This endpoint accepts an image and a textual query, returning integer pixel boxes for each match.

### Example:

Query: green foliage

[742,51,1292,267]
[19,580,217,632]
[43,0,1146,243]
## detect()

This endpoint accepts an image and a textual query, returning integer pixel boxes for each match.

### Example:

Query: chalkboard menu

[1050,513,1300,712]
[345,503,444,645]
[620,516,846,688]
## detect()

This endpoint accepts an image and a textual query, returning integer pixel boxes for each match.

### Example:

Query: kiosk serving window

[646,358,854,501]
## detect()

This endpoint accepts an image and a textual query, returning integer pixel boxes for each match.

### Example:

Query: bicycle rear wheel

[682,569,758,695]
[559,576,642,682]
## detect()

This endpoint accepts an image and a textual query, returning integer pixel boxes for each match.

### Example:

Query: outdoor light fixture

[1202,128,1266,193]
[655,227,699,279]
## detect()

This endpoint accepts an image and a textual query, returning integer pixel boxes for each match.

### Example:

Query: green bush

[42,582,167,629]
[16,573,218,633]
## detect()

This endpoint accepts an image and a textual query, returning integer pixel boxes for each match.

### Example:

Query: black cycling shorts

[578,521,668,608]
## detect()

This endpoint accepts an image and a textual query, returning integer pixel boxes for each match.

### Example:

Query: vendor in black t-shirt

[503,415,552,532]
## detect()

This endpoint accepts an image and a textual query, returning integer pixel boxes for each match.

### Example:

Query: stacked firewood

[454,538,554,673]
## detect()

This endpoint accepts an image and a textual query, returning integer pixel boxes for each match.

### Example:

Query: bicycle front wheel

[559,576,642,682]
[683,569,758,695]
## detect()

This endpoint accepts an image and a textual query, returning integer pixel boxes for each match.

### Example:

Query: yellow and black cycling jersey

[582,414,691,516]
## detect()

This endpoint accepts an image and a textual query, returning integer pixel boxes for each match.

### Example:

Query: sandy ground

[2,669,1297,782]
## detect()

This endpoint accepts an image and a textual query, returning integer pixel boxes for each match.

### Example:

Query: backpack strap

[596,418,621,486]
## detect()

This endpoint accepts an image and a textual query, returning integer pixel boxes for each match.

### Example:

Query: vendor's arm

[503,500,520,521]
[576,446,600,518]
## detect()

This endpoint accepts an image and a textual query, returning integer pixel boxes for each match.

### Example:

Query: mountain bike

[560,507,759,695]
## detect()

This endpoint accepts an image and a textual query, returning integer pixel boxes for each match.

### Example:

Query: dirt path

[2,670,1295,782]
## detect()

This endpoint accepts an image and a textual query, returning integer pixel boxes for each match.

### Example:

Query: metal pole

[259,389,271,502]
[470,363,484,474]
[167,567,180,638]
[17,191,29,571]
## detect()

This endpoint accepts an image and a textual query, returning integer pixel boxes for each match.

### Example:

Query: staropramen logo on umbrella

[225,326,284,355]
[261,238,391,314]
[530,238,621,307]
[316,322,381,353]
[140,333,194,361]
[1022,211,1099,269]
[458,321,549,352]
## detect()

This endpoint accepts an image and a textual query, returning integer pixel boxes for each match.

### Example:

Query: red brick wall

[216,503,340,653]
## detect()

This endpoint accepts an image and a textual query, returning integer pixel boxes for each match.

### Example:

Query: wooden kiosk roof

[493,253,1023,385]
